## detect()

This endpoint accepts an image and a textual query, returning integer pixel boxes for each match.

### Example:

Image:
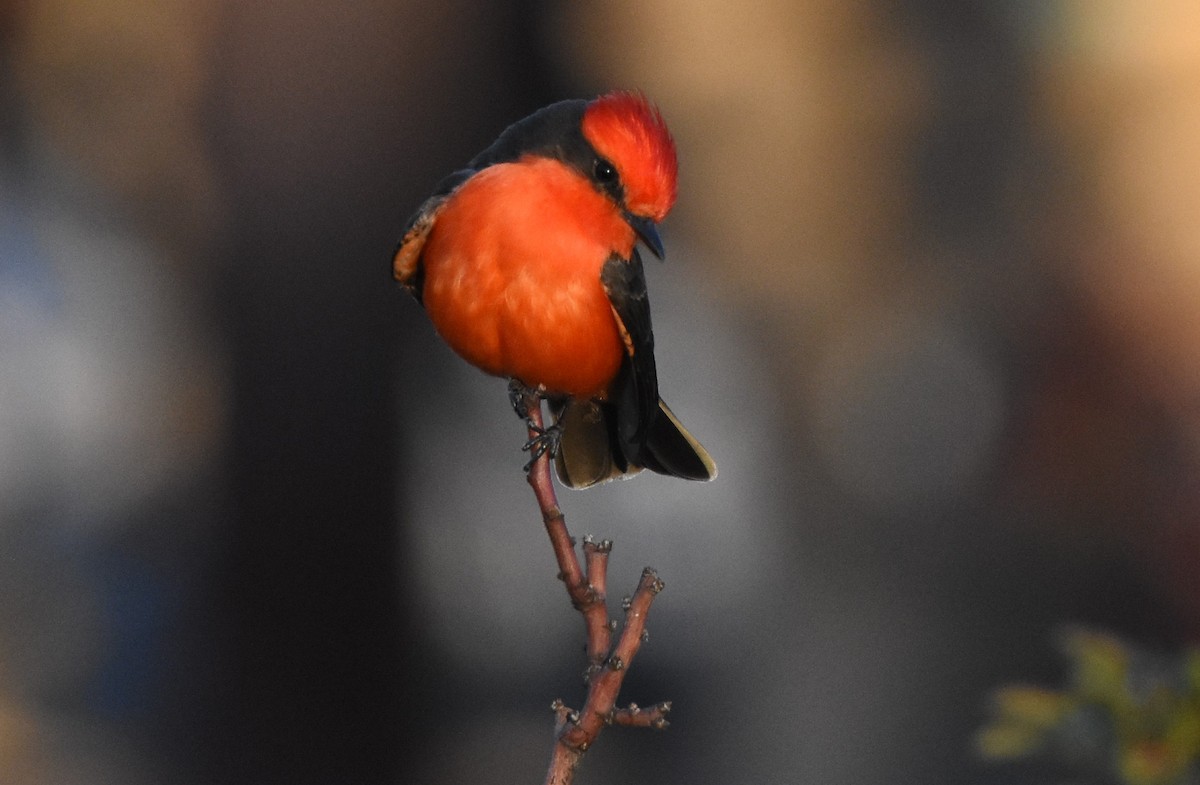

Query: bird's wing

[392,169,474,303]
[600,249,718,483]
[600,249,659,454]
[552,249,657,489]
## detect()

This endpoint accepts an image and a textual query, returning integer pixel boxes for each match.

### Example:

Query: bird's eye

[593,158,618,183]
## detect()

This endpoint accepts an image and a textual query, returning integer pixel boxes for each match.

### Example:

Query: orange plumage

[421,158,632,399]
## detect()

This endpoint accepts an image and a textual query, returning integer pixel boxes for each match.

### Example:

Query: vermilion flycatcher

[394,91,716,488]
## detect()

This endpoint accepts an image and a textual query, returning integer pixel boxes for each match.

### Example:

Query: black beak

[624,212,665,260]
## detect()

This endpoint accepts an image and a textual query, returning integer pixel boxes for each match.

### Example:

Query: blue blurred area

[2,2,1199,785]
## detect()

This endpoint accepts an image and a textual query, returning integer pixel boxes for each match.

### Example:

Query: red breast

[421,156,637,399]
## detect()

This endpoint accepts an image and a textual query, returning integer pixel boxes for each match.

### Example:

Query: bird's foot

[509,378,560,472]
[522,421,562,473]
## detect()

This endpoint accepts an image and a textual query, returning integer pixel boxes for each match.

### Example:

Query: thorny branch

[521,391,672,785]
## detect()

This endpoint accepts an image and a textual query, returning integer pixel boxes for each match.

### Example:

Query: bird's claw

[509,378,560,472]
[522,421,562,472]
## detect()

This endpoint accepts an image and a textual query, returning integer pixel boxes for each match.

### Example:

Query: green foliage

[977,628,1200,785]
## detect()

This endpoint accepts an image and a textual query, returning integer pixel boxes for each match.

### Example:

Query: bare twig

[582,536,613,670]
[611,701,673,730]
[522,392,671,785]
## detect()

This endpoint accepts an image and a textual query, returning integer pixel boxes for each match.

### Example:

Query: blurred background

[2,1,1199,783]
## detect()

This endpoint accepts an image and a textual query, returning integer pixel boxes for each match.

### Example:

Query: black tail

[637,399,717,482]
[552,398,716,489]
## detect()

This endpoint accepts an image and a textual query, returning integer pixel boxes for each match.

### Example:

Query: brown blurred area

[1,1,1198,783]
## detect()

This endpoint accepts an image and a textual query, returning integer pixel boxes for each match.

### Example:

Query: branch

[521,392,671,785]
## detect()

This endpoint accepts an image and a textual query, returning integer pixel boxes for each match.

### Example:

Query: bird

[393,90,716,489]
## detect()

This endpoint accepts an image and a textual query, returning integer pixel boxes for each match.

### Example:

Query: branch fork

[521,392,672,785]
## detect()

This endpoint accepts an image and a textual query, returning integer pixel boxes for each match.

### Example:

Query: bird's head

[581,91,678,258]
